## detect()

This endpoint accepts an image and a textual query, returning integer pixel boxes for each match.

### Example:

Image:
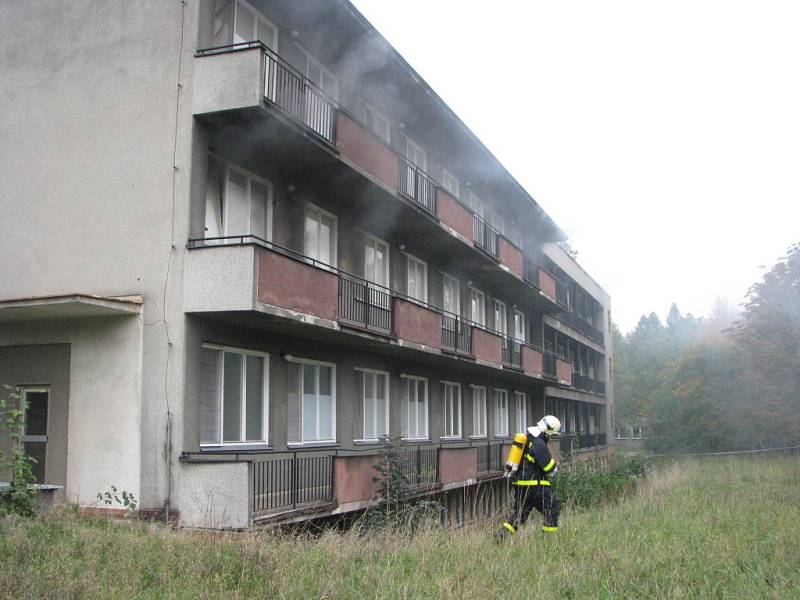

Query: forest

[613,242,800,453]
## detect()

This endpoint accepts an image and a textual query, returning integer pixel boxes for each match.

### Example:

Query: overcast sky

[350,0,800,333]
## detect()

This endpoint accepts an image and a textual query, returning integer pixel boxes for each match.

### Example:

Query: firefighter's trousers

[502,482,560,534]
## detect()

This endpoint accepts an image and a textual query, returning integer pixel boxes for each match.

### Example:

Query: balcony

[441,315,472,355]
[180,440,508,527]
[571,373,607,395]
[338,277,392,335]
[558,310,605,345]
[501,337,522,370]
[543,351,572,385]
[558,432,608,455]
[193,43,563,316]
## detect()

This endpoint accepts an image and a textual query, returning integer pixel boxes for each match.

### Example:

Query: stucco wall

[178,461,250,529]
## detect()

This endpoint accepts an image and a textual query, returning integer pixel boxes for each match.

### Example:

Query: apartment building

[0,0,613,528]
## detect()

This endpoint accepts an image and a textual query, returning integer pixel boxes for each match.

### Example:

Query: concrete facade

[1,0,614,527]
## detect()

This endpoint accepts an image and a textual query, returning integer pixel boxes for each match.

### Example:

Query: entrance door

[22,387,49,483]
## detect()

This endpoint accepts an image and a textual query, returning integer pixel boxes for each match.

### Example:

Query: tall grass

[1,455,798,599]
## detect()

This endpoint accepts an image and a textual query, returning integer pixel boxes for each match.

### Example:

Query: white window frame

[442,273,461,317]
[206,158,274,242]
[514,309,526,343]
[493,299,507,336]
[21,387,49,444]
[440,167,459,198]
[513,391,527,433]
[441,381,462,439]
[401,375,428,441]
[363,233,390,288]
[494,389,509,437]
[406,253,428,303]
[300,48,339,100]
[405,135,427,171]
[288,357,336,445]
[224,0,279,50]
[354,367,390,442]
[470,287,486,327]
[200,344,270,448]
[304,202,337,267]
[470,385,487,438]
[356,97,390,144]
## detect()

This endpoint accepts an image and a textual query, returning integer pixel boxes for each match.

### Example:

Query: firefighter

[496,415,561,541]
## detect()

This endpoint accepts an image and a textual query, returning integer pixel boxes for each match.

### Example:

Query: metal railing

[556,278,570,308]
[262,47,337,144]
[558,432,608,454]
[570,373,606,395]
[338,277,393,333]
[476,441,505,474]
[252,453,334,514]
[502,337,522,369]
[397,445,438,487]
[397,156,437,214]
[441,315,472,354]
[473,214,499,257]
[559,310,605,345]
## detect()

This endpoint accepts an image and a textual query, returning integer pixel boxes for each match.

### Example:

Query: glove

[550,466,558,476]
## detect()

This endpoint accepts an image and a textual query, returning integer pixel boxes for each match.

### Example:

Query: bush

[0,386,38,517]
[555,453,652,510]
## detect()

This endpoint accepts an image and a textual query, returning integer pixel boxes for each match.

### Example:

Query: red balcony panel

[393,298,442,349]
[472,328,503,367]
[556,358,572,385]
[333,454,377,505]
[257,249,338,320]
[438,447,478,484]
[436,189,473,241]
[522,345,543,377]
[498,238,523,278]
[538,267,557,299]
[336,112,398,189]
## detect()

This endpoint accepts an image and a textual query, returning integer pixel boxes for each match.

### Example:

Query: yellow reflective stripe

[543,458,556,472]
[503,521,516,534]
[542,526,558,533]
[511,480,551,486]
[525,453,536,463]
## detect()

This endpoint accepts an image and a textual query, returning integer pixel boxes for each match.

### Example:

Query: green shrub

[0,386,38,517]
[555,453,653,510]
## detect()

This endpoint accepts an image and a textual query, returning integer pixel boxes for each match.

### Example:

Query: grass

[1,456,799,599]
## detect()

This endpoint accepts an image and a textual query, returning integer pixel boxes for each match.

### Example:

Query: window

[354,368,389,441]
[463,189,484,217]
[205,159,272,241]
[303,51,338,99]
[514,310,526,342]
[442,273,460,316]
[470,288,486,327]
[401,375,428,440]
[304,204,337,266]
[21,387,49,482]
[405,136,427,171]
[356,98,390,143]
[201,345,268,446]
[364,234,390,288]
[442,382,461,438]
[440,167,459,198]
[470,385,487,438]
[406,254,427,302]
[288,358,335,444]
[493,299,507,336]
[493,389,509,437]
[213,0,278,50]
[513,391,527,433]
[632,426,643,440]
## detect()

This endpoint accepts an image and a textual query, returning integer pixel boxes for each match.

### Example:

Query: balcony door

[205,161,272,243]
[363,235,391,331]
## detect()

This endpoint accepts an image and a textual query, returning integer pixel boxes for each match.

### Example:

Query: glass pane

[417,380,426,437]
[365,243,375,282]
[287,362,301,443]
[319,392,333,440]
[453,387,460,434]
[303,391,317,441]
[364,372,375,439]
[376,374,387,437]
[245,355,264,441]
[223,353,242,442]
[256,20,275,49]
[226,171,248,236]
[234,3,254,42]
[205,166,223,238]
[304,211,318,258]
[213,0,234,46]
[250,180,268,240]
[318,365,331,397]
[24,441,46,483]
[200,348,221,444]
[319,216,333,264]
[24,391,48,436]
[375,244,387,286]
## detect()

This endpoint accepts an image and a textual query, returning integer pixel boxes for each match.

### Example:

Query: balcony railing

[397,445,439,487]
[397,156,437,214]
[252,453,334,514]
[476,441,505,474]
[556,278,570,308]
[559,310,605,345]
[558,432,608,454]
[441,314,472,354]
[473,214,499,257]
[501,337,522,369]
[543,350,557,378]
[338,277,393,334]
[571,374,606,395]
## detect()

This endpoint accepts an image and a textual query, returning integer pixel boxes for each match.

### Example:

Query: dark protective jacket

[514,433,557,484]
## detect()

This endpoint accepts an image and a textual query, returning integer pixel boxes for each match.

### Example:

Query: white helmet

[527,415,562,439]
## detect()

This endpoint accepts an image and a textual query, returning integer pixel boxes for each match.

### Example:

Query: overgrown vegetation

[555,453,651,510]
[0,385,38,517]
[1,455,797,599]
[614,241,800,453]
